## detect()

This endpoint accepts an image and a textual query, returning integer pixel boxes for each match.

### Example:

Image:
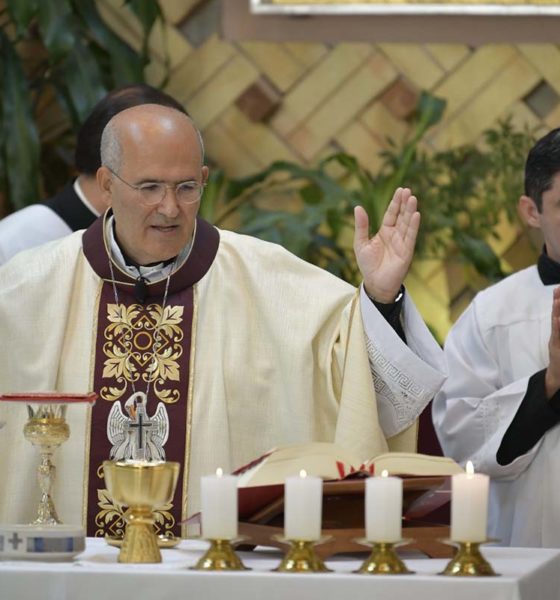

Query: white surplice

[0,180,100,266]
[0,224,444,528]
[433,265,560,546]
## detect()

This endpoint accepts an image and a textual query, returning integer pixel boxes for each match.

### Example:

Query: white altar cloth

[1,538,559,600]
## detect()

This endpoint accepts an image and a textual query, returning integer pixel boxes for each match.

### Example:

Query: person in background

[433,128,560,547]
[0,84,186,265]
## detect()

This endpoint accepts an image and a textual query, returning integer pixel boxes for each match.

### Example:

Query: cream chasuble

[0,213,441,535]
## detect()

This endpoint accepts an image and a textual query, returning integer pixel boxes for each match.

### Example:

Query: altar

[1,538,559,600]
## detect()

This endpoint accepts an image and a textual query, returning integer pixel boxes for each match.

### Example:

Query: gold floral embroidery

[100,302,184,403]
[94,488,175,538]
[95,488,125,538]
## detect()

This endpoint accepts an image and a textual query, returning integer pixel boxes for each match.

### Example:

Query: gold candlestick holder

[23,403,70,525]
[440,539,500,576]
[102,460,180,564]
[272,536,332,573]
[192,538,250,571]
[354,538,414,575]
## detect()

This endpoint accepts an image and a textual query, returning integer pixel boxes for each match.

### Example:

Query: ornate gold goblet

[103,460,180,563]
[0,392,96,526]
[23,403,70,525]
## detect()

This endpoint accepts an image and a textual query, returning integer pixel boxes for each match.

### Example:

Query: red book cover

[0,392,97,404]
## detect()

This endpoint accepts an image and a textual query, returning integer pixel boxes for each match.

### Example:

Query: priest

[433,128,560,547]
[0,104,444,538]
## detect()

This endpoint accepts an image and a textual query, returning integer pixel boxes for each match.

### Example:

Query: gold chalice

[0,392,97,526]
[23,403,70,525]
[103,460,180,563]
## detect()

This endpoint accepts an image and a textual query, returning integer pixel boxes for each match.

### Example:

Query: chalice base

[192,539,249,571]
[119,518,161,564]
[355,541,414,575]
[274,539,332,573]
[440,541,499,576]
[32,493,62,526]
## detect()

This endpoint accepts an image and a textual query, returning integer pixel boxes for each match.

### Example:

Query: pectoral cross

[127,402,153,461]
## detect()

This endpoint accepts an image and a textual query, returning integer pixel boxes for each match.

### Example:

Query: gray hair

[100,118,122,171]
[100,110,205,172]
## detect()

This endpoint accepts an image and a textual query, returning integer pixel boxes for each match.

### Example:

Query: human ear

[96,166,113,207]
[518,195,541,228]
[201,165,209,185]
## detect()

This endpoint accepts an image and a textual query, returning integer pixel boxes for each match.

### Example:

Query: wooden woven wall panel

[239,42,307,92]
[287,52,398,161]
[424,44,470,72]
[159,0,203,25]
[220,106,299,167]
[269,43,373,137]
[546,104,560,129]
[186,54,259,129]
[506,101,542,133]
[282,42,329,69]
[431,46,516,123]
[360,102,408,148]
[434,54,540,149]
[519,45,560,96]
[165,35,235,104]
[335,121,385,173]
[203,120,262,178]
[378,45,445,90]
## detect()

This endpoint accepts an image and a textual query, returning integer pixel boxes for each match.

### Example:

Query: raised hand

[546,287,560,398]
[353,187,420,303]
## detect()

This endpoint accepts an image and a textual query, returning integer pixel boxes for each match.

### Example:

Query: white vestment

[0,204,70,265]
[0,223,444,530]
[433,265,558,546]
[0,180,99,266]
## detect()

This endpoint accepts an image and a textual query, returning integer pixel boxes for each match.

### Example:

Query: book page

[367,452,463,476]
[237,442,363,487]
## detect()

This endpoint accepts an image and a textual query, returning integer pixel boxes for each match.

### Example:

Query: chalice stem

[23,404,70,526]
[33,449,61,525]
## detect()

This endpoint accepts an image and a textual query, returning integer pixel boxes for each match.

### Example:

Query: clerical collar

[537,248,560,285]
[83,210,220,299]
[105,215,193,283]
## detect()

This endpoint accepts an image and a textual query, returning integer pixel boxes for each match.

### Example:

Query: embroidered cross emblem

[127,405,154,460]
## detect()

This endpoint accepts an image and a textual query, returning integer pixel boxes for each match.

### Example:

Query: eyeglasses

[107,167,205,206]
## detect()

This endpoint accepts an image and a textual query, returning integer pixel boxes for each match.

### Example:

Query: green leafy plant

[200,95,535,285]
[0,0,164,211]
[402,119,534,281]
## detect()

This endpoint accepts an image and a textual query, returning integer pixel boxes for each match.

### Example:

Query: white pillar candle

[200,468,238,540]
[365,470,402,542]
[451,461,489,542]
[284,470,323,541]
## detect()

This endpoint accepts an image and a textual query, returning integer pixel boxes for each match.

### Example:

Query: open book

[234,441,463,488]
